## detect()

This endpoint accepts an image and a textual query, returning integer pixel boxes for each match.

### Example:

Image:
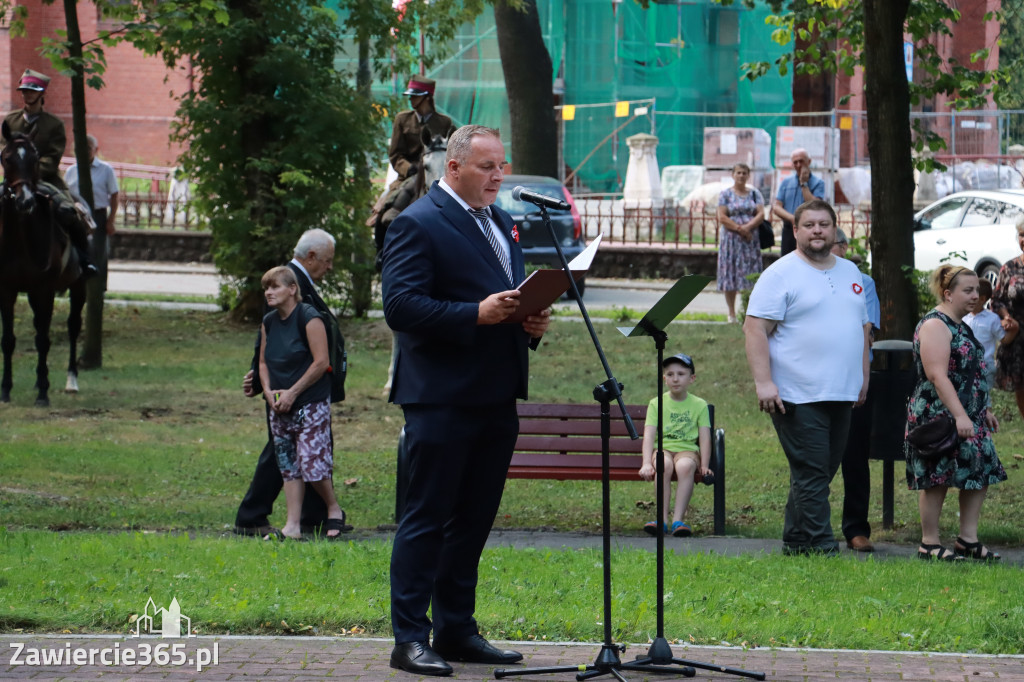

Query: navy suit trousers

[390,402,519,644]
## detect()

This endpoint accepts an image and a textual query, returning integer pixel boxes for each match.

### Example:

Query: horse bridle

[1,141,39,202]
[2,177,32,199]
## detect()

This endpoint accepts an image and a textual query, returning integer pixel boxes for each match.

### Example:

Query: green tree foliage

[721,0,1013,170]
[714,0,1016,340]
[995,2,1024,110]
[4,0,485,319]
[153,1,380,317]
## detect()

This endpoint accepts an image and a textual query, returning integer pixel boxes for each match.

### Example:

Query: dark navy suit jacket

[382,182,532,406]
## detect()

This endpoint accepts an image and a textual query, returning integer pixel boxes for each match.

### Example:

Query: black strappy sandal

[918,543,961,561]
[954,537,1001,562]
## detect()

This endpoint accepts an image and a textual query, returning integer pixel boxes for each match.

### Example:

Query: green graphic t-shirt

[646,392,710,453]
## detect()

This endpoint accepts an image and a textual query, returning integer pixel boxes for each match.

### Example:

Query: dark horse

[371,129,449,391]
[0,120,87,406]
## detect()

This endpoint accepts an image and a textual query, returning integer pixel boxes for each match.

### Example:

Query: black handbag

[758,220,775,249]
[906,415,959,461]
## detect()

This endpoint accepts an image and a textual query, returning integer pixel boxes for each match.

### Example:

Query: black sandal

[954,537,1001,562]
[323,512,354,540]
[918,543,961,561]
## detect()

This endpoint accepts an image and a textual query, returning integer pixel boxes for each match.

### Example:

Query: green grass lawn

[1,303,1022,650]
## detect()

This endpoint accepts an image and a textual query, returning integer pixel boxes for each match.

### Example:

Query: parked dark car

[494,174,586,296]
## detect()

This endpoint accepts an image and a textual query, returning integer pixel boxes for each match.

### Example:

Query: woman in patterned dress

[259,266,348,541]
[991,215,1024,418]
[716,163,764,323]
[906,265,1007,561]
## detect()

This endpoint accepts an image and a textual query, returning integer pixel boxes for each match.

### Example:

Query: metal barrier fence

[118,192,199,230]
[58,158,200,231]
[575,194,872,246]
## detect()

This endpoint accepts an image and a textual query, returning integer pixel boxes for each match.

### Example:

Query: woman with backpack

[258,265,348,540]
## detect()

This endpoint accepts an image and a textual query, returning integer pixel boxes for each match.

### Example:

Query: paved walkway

[4,634,1024,681]
[104,261,730,317]
[477,530,1024,565]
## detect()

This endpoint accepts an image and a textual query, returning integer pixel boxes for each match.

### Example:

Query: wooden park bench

[395,402,727,535]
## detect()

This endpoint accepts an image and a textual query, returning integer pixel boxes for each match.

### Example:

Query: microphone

[511,185,570,211]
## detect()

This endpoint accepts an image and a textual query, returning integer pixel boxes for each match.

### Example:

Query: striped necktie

[468,207,513,284]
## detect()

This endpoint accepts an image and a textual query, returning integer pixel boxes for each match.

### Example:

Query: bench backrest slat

[517,420,645,438]
[514,435,644,454]
[517,403,647,420]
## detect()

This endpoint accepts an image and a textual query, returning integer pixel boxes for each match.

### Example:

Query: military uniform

[3,68,93,275]
[2,109,68,190]
[388,109,454,181]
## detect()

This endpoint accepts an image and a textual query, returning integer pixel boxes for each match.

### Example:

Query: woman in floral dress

[991,216,1024,418]
[716,163,764,323]
[906,265,1007,561]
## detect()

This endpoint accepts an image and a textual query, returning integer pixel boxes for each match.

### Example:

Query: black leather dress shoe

[390,641,452,677]
[432,633,523,664]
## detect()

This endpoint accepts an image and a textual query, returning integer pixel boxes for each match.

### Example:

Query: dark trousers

[841,393,873,541]
[234,406,328,529]
[771,401,852,551]
[390,403,519,644]
[780,220,796,256]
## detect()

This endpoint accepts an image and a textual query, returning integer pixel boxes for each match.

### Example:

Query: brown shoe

[847,535,874,552]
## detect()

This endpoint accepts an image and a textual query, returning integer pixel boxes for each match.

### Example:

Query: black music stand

[617,277,765,681]
[496,206,673,682]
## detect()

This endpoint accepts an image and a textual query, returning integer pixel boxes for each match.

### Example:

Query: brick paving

[3,635,1024,681]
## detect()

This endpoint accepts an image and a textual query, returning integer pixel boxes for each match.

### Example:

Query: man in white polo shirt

[65,134,119,237]
[743,198,870,556]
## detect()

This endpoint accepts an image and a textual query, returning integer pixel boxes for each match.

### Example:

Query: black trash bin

[868,340,915,529]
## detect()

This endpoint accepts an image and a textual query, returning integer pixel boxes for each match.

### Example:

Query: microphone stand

[496,205,679,682]
[615,278,765,681]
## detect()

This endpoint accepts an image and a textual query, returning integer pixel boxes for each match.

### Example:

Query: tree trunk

[66,0,104,370]
[229,0,275,323]
[863,0,917,341]
[349,36,374,318]
[493,0,557,177]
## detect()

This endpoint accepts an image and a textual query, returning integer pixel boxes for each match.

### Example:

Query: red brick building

[0,1,190,166]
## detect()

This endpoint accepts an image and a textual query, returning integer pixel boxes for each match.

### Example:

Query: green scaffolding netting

[336,0,792,192]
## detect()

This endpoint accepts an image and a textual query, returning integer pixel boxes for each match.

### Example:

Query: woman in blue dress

[716,163,764,323]
[906,265,1007,561]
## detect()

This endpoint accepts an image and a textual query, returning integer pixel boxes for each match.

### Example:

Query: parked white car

[914,189,1024,284]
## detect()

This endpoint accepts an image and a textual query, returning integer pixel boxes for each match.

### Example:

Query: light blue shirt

[862,273,880,361]
[65,158,119,209]
[776,172,826,218]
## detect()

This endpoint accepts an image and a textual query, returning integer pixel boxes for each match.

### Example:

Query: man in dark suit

[382,125,550,677]
[235,228,349,537]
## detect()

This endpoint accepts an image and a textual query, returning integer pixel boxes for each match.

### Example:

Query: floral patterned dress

[716,187,764,292]
[905,309,1007,491]
[992,257,1024,390]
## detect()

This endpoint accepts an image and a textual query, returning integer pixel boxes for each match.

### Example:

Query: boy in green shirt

[639,353,712,537]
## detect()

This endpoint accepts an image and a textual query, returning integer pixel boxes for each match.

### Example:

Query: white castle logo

[131,597,195,638]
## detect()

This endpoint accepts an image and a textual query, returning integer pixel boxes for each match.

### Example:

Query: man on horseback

[2,69,96,277]
[388,76,453,185]
[373,78,455,264]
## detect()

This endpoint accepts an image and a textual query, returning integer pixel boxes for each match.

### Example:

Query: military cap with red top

[18,69,51,92]
[403,76,436,97]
